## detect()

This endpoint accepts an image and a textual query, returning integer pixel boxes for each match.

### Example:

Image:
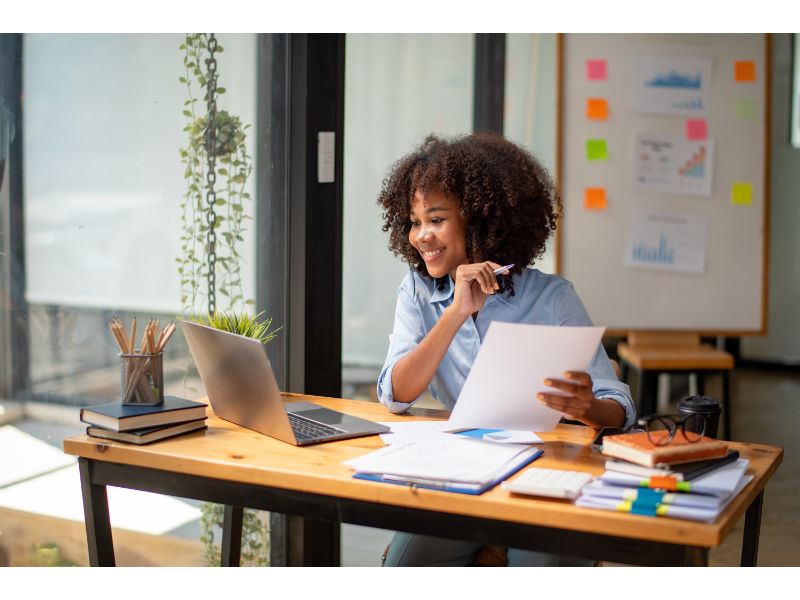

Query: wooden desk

[63,394,782,567]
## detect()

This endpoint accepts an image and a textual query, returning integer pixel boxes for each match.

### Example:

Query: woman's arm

[390,305,467,403]
[391,261,504,404]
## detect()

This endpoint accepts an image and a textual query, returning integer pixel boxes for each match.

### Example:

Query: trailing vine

[178,33,254,317]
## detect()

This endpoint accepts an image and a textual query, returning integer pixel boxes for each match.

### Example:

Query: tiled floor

[1,365,796,566]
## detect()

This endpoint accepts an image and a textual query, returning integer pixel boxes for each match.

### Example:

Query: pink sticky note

[686,119,707,140]
[586,59,607,81]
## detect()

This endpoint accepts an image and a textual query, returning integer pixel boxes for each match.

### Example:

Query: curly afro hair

[377,132,561,296]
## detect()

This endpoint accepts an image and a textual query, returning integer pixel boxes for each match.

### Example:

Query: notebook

[79,396,207,432]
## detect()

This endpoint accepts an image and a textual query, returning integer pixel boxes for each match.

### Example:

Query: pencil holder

[120,352,164,406]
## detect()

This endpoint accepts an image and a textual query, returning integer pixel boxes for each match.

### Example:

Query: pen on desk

[493,263,514,275]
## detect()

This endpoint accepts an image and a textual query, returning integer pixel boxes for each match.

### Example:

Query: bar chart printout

[624,208,709,274]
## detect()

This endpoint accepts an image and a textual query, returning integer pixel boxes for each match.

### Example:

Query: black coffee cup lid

[677,394,721,414]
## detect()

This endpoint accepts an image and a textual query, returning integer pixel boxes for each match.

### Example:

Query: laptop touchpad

[295,407,347,426]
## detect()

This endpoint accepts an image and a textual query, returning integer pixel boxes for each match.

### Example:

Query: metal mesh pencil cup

[120,352,164,406]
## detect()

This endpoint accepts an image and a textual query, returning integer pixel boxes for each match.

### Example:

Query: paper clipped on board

[448,323,605,432]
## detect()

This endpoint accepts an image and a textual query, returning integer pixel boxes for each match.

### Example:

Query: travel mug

[677,394,722,439]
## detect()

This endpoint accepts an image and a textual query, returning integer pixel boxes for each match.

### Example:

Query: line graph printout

[633,132,715,197]
[631,56,712,117]
[624,208,709,274]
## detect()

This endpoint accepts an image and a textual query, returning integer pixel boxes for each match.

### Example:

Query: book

[80,396,207,432]
[598,459,750,497]
[604,450,740,482]
[86,418,208,445]
[601,430,728,467]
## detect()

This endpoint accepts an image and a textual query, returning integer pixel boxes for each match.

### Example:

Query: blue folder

[353,429,543,495]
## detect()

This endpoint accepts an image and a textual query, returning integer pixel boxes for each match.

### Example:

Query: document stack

[343,432,542,495]
[81,396,208,445]
[575,458,753,522]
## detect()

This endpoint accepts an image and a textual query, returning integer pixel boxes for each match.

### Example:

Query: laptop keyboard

[288,412,347,441]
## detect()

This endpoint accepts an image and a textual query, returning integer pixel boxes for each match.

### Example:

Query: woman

[376,133,635,566]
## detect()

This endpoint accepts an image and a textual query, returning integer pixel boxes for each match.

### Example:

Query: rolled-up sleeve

[555,281,637,429]
[377,274,426,414]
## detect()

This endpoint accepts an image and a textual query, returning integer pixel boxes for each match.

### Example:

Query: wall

[741,34,800,364]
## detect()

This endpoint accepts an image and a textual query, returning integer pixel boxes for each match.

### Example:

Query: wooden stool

[617,332,734,439]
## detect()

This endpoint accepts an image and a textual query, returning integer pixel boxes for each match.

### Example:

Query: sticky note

[736,97,757,119]
[686,119,707,140]
[586,139,608,161]
[586,59,607,81]
[584,188,607,210]
[586,98,609,120]
[735,61,756,82]
[731,182,753,206]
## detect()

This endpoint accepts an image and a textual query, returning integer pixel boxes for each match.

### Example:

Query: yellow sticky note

[586,139,608,161]
[586,98,609,121]
[584,188,607,210]
[735,61,756,82]
[731,182,753,206]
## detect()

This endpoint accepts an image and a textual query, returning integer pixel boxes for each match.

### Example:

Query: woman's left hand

[537,371,595,420]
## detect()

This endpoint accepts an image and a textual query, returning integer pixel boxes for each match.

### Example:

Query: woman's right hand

[451,261,506,317]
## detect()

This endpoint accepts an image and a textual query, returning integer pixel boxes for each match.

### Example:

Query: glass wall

[0,33,258,566]
[504,33,558,274]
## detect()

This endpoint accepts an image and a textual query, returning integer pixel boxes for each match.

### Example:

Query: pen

[493,264,514,275]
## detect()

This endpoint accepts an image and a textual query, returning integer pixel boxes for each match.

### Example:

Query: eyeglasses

[636,414,707,446]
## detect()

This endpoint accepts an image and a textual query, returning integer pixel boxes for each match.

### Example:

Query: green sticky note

[586,139,608,161]
[731,182,753,206]
[736,98,757,119]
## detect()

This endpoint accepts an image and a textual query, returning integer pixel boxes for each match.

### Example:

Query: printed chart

[633,133,715,197]
[624,208,709,274]
[631,56,712,117]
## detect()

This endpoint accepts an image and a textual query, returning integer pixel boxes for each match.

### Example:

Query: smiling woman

[374,132,635,567]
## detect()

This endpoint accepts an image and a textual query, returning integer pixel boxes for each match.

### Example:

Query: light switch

[318,131,335,183]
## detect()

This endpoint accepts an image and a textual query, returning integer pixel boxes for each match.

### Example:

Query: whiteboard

[557,34,769,334]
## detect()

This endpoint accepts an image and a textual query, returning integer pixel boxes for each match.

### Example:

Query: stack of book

[576,430,752,521]
[81,396,208,445]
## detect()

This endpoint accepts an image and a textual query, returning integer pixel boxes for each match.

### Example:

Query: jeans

[382,532,595,567]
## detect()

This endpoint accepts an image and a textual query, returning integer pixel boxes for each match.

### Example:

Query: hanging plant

[177,33,254,317]
[177,33,268,567]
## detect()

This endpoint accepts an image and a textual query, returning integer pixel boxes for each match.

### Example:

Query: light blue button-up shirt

[377,267,636,429]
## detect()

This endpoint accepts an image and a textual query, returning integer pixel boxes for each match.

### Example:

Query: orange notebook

[601,430,728,467]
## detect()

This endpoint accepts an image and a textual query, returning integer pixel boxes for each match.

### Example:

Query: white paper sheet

[631,56,712,117]
[633,133,715,197]
[447,323,605,432]
[377,420,459,445]
[624,208,709,274]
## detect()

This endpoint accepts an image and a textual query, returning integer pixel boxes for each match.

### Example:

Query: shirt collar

[428,274,517,306]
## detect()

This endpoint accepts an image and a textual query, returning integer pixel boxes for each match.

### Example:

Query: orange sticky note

[586,98,609,120]
[735,61,756,82]
[586,59,607,81]
[584,188,607,210]
[686,119,707,140]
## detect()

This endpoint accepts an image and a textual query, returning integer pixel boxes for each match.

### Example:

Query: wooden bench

[617,332,734,438]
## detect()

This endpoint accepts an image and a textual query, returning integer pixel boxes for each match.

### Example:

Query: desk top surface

[63,394,782,548]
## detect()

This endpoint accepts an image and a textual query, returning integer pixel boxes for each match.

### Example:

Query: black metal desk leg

[741,491,763,566]
[639,370,659,417]
[78,458,115,566]
[220,504,244,567]
[221,505,244,566]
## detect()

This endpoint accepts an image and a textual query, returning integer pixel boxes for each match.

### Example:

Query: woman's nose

[416,226,433,241]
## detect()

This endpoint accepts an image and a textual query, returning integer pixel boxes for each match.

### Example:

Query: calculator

[502,467,592,499]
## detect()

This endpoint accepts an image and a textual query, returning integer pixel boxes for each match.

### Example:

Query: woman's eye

[431,218,444,224]
[409,221,420,228]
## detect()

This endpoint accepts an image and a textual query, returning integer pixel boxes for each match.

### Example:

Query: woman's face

[408,189,468,280]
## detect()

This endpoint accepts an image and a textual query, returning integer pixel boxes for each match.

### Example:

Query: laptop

[181,320,389,445]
